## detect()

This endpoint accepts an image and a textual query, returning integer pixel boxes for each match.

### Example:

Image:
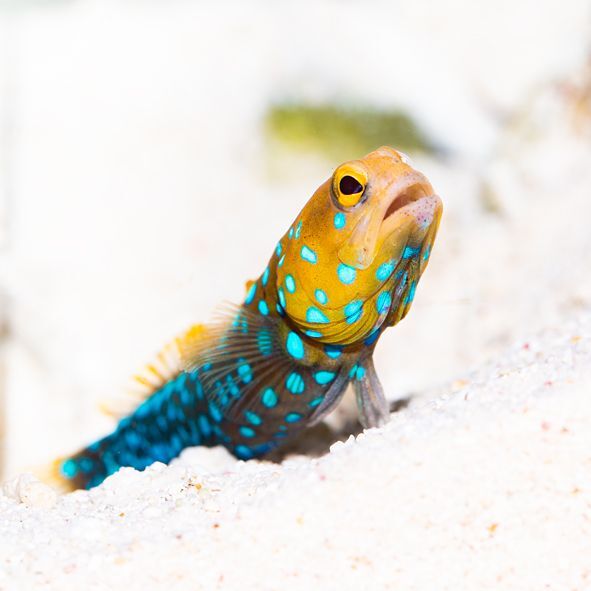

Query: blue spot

[376,291,392,314]
[261,387,278,408]
[278,255,285,267]
[349,364,359,379]
[286,372,305,394]
[286,331,305,359]
[334,212,346,229]
[198,415,211,438]
[315,289,328,305]
[278,287,287,309]
[209,402,223,422]
[376,260,395,281]
[258,300,269,316]
[305,330,323,338]
[337,263,356,285]
[245,411,262,426]
[257,329,273,356]
[295,220,303,239]
[285,412,302,423]
[237,359,253,384]
[285,275,296,293]
[364,330,380,346]
[276,303,285,317]
[315,371,336,385]
[403,245,420,259]
[300,245,317,264]
[288,227,294,239]
[245,283,257,305]
[309,397,323,408]
[276,242,282,256]
[239,426,256,438]
[235,445,253,459]
[324,344,343,359]
[262,267,269,286]
[306,307,329,324]
[423,245,431,261]
[344,300,363,323]
[404,281,417,304]
[60,459,78,479]
[355,366,366,380]
[202,362,212,372]
[79,457,94,473]
[226,375,240,397]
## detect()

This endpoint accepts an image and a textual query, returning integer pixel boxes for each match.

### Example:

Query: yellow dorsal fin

[98,323,209,420]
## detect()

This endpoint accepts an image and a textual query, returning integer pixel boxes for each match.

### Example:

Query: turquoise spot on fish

[276,303,285,317]
[237,359,253,384]
[309,397,323,408]
[285,274,296,293]
[60,459,78,479]
[286,331,305,359]
[306,306,329,324]
[355,365,366,380]
[300,245,317,264]
[376,291,392,314]
[423,245,431,261]
[258,300,269,316]
[278,255,285,267]
[244,411,262,426]
[344,300,363,324]
[262,267,269,286]
[305,330,323,338]
[349,364,359,379]
[257,329,273,356]
[314,371,336,385]
[334,212,346,229]
[315,289,328,305]
[403,245,420,259]
[295,220,303,239]
[245,283,257,305]
[199,415,212,438]
[286,372,305,394]
[337,263,356,285]
[209,401,223,422]
[376,260,395,281]
[285,412,302,423]
[404,281,417,304]
[261,387,278,408]
[235,445,253,459]
[239,426,256,439]
[324,344,343,359]
[288,227,294,239]
[276,242,282,256]
[278,287,287,309]
[364,329,380,346]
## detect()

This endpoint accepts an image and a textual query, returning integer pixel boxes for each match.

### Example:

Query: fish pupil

[339,175,363,195]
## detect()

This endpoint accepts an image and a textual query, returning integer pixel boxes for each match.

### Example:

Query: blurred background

[0,0,590,478]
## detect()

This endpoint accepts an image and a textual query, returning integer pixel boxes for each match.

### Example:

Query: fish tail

[53,369,217,490]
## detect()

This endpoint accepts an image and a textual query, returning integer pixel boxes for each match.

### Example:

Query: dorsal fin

[98,324,210,419]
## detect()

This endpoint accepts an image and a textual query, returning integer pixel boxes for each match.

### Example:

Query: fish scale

[54,146,442,490]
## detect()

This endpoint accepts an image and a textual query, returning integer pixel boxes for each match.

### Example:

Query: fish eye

[339,175,363,195]
[333,164,368,208]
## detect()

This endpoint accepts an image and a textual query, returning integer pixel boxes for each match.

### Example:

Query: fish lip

[380,171,435,224]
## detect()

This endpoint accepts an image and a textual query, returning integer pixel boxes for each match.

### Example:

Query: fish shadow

[267,396,412,462]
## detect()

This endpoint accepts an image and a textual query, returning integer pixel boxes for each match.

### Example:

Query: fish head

[274,146,443,346]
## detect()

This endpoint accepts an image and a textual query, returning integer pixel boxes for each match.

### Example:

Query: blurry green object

[266,104,434,160]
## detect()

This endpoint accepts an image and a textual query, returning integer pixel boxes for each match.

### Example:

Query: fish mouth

[379,172,442,239]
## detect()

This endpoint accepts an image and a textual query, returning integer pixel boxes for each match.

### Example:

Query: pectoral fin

[351,357,389,429]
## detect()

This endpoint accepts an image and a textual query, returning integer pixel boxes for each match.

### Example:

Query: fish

[53,146,442,490]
